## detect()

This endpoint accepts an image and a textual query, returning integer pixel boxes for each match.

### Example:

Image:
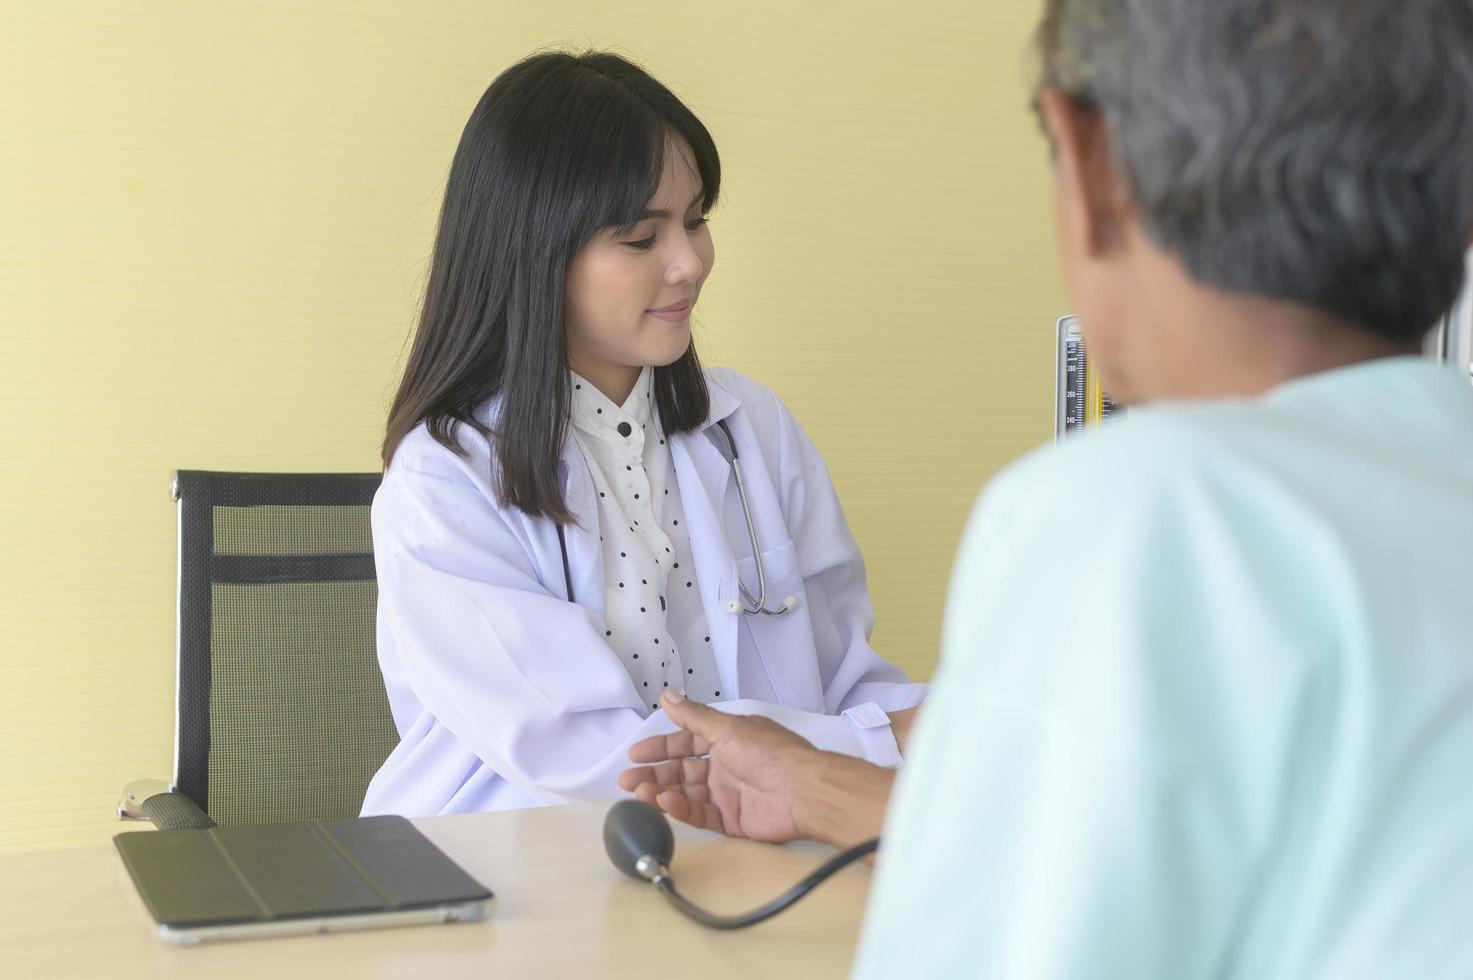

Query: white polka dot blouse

[568,367,722,713]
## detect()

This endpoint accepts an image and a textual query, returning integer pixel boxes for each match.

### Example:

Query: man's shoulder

[987,407,1233,518]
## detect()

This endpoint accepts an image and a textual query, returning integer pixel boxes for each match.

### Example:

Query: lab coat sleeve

[853,424,1319,979]
[372,453,903,809]
[769,393,927,715]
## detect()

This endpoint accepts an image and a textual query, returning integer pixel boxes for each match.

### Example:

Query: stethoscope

[555,419,796,616]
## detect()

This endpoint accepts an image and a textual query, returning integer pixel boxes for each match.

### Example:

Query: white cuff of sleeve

[842,701,902,768]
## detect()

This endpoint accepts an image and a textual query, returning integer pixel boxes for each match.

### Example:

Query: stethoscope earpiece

[730,595,797,615]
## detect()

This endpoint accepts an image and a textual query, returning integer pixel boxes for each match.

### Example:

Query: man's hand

[619,690,816,843]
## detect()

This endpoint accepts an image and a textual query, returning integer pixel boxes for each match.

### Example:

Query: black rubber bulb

[604,799,675,880]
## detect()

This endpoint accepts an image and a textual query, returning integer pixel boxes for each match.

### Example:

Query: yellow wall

[0,0,1065,853]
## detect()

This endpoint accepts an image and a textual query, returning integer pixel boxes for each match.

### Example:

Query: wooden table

[1,802,871,979]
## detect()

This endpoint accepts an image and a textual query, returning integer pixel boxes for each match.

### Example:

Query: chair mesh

[213,505,373,556]
[208,580,397,826]
[174,472,398,827]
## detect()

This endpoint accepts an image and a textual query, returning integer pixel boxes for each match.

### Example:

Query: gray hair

[1036,0,1473,340]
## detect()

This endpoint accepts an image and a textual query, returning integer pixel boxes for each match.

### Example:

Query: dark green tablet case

[115,815,492,929]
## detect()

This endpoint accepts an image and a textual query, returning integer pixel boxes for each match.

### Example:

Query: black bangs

[382,50,719,523]
[557,58,722,244]
[567,94,670,240]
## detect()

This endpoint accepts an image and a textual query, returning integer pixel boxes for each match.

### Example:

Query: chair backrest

[171,470,399,826]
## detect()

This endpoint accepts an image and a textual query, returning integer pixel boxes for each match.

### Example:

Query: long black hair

[384,51,721,522]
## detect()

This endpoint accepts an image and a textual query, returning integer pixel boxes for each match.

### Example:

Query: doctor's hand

[619,691,814,844]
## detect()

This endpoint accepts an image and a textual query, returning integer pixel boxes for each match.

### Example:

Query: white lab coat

[361,367,927,816]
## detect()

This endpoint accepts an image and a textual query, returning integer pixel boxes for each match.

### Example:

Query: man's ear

[1037,88,1128,259]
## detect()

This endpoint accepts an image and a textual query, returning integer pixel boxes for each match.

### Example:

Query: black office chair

[120,471,400,829]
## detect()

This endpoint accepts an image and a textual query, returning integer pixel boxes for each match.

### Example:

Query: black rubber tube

[655,837,879,929]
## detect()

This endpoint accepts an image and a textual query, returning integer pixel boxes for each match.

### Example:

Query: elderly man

[622,0,1473,976]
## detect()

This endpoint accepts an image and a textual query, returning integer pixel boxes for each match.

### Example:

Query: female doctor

[359,50,926,817]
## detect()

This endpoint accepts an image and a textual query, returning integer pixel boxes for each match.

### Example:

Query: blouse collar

[569,366,656,440]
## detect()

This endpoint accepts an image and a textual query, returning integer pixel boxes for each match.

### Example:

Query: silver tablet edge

[155,898,492,945]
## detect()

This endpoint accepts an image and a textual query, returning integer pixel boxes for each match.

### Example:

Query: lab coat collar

[665,375,745,698]
[697,372,742,432]
[667,371,741,525]
[556,431,603,611]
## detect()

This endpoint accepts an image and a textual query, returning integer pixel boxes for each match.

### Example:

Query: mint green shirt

[854,358,1473,979]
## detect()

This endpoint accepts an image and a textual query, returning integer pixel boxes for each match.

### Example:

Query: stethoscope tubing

[715,420,792,618]
[555,418,792,618]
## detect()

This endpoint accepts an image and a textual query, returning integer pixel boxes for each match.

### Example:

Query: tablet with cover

[115,814,492,944]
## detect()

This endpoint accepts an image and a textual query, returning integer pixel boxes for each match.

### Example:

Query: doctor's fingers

[627,728,712,765]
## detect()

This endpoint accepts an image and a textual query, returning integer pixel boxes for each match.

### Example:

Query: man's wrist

[788,747,896,849]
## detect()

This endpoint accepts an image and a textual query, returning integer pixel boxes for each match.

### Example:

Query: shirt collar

[569,366,655,439]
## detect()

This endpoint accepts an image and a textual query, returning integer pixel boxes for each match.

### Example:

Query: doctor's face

[564,136,715,401]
